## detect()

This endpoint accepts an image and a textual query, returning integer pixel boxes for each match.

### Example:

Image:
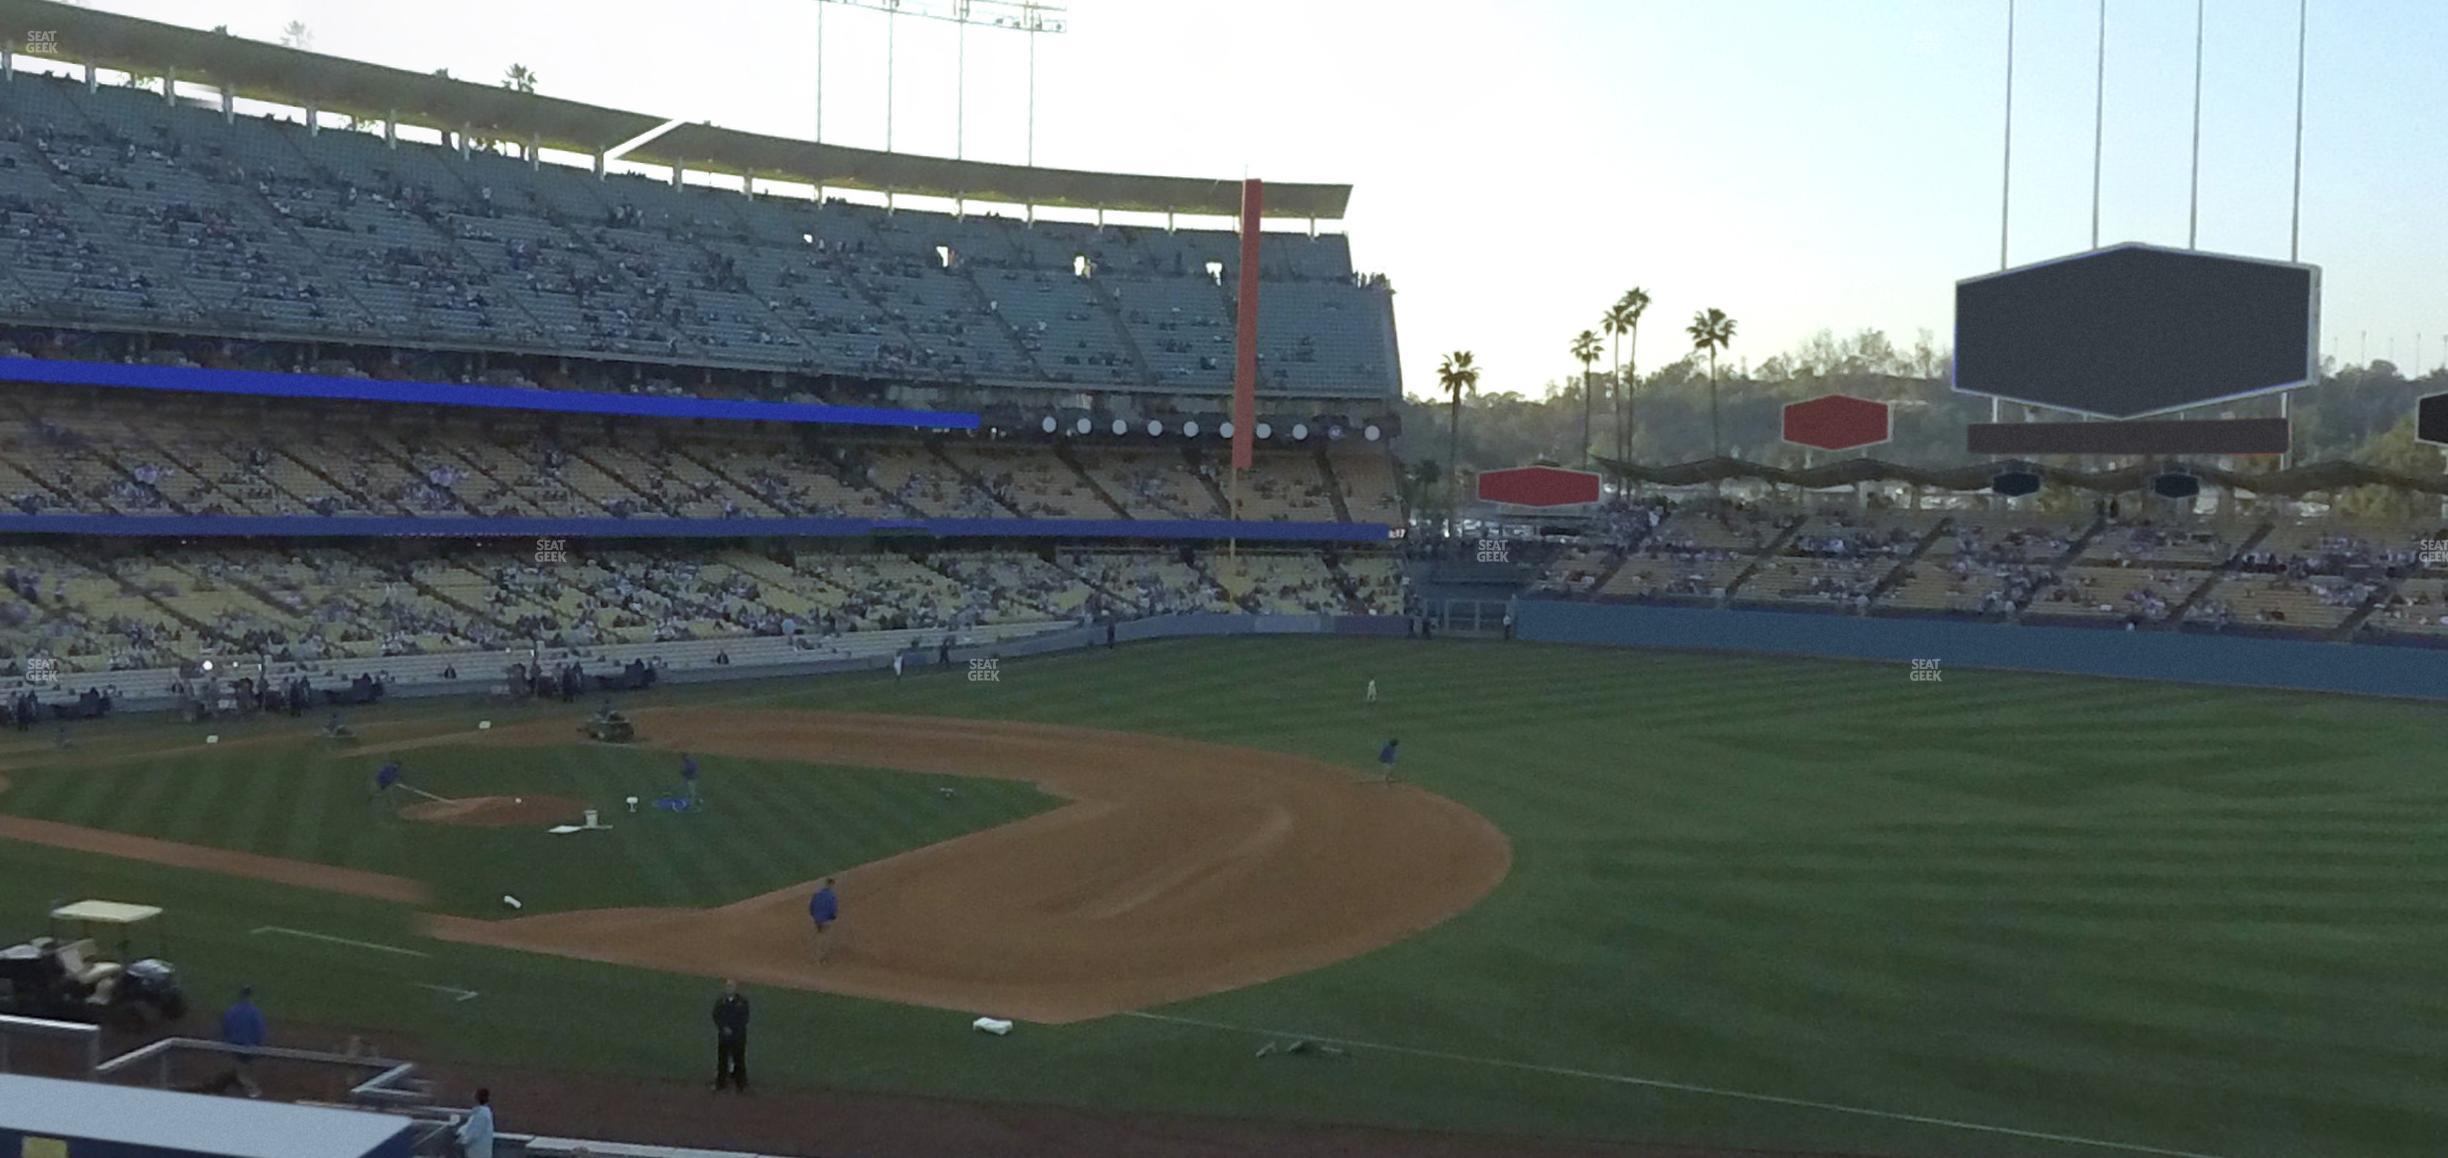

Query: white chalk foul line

[251,926,430,959]
[1120,1011,2233,1158]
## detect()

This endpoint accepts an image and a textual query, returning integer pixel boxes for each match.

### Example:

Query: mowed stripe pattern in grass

[739,639,2448,1157]
[1,640,2442,1156]
[0,741,1057,918]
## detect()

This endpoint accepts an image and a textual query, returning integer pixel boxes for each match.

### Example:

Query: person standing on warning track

[1377,738,1400,784]
[892,650,905,680]
[710,979,750,1093]
[680,753,700,805]
[1365,678,1378,705]
[809,878,840,963]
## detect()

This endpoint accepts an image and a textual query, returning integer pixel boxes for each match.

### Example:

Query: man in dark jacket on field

[710,979,750,1093]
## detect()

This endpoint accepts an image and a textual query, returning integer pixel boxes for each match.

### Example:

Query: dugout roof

[0,1075,413,1158]
[6,0,1354,219]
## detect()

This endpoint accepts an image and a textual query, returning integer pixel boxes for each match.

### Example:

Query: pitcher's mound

[401,794,586,828]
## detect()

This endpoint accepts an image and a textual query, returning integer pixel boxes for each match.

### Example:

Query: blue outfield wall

[1516,598,2448,701]
[0,514,1393,543]
[0,356,975,430]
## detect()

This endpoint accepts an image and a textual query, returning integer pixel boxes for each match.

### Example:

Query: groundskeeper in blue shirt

[809,883,838,926]
[221,990,266,1048]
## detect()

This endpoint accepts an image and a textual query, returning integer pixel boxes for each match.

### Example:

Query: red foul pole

[1231,178,1262,473]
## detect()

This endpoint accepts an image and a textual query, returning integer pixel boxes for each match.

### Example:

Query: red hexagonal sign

[1477,465,1602,507]
[1782,393,1892,452]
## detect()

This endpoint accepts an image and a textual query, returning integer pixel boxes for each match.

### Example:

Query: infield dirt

[1,708,1512,1024]
[400,793,590,828]
[421,708,1513,1023]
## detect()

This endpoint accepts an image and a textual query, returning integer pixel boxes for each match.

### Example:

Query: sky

[27,0,2448,400]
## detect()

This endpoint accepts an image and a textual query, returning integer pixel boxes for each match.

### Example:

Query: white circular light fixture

[1364,424,1382,442]
[1111,418,1129,436]
[1074,417,1093,435]
[1040,416,1058,434]
[1183,420,1201,438]
[1291,423,1309,441]
[1255,422,1273,440]
[1146,420,1164,436]
[1218,421,1235,439]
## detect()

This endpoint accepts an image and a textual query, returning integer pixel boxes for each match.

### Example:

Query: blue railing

[0,357,975,430]
[0,514,1392,542]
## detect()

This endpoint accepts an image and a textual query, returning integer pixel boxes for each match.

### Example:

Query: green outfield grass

[3,638,2443,1158]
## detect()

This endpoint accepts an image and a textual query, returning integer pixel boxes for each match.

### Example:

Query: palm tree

[1603,288,1650,465]
[279,20,311,50]
[1436,351,1481,530]
[1687,308,1737,458]
[1570,330,1602,467]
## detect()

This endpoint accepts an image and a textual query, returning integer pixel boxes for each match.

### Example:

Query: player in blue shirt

[1378,738,1399,784]
[681,754,700,805]
[369,761,402,804]
[808,878,839,964]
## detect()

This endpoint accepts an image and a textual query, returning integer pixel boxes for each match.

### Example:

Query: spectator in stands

[219,985,267,1098]
[456,1088,495,1158]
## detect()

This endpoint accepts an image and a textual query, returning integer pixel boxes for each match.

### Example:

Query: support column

[457,126,470,159]
[528,135,540,170]
[85,63,97,91]
[306,100,318,135]
[385,112,397,149]
[671,160,684,189]
[3,46,13,81]
[220,85,234,123]
[591,151,604,179]
[164,69,177,105]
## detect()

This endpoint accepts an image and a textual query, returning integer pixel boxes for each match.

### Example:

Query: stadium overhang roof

[5,0,1353,219]
[635,124,1351,219]
[5,0,662,154]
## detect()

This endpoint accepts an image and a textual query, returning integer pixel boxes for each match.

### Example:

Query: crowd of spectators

[0,541,1403,678]
[0,73,1397,396]
[0,382,1395,526]
[1538,495,2446,643]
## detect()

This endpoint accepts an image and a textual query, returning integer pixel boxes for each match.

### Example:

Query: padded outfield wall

[1514,599,2448,701]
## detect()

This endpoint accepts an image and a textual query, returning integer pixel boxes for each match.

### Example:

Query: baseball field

[0,636,2441,1158]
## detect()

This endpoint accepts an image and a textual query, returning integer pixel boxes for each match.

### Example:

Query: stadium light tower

[811,0,1067,162]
